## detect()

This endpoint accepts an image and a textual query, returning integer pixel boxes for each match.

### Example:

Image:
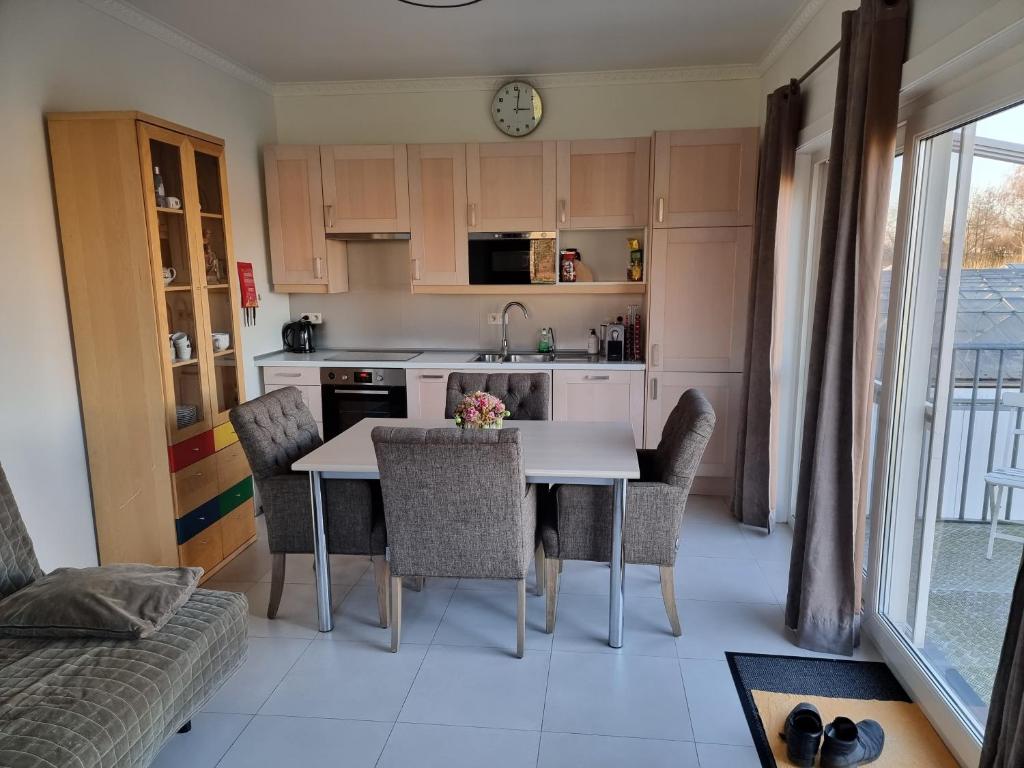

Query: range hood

[326,232,411,241]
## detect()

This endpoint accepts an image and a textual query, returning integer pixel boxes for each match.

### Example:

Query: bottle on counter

[538,327,553,353]
[587,329,600,356]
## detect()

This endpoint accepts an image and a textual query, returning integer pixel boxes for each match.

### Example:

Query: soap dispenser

[538,327,553,353]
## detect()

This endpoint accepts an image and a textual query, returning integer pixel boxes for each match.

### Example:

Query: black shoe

[780,702,823,767]
[820,717,885,767]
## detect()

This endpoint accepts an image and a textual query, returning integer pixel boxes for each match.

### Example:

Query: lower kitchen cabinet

[406,369,451,418]
[263,366,324,437]
[644,371,741,477]
[552,369,645,448]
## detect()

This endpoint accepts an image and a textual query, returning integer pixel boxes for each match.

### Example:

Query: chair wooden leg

[545,557,560,634]
[660,566,682,637]
[390,575,403,653]
[404,576,425,592]
[267,553,285,619]
[516,578,526,659]
[373,557,390,628]
[535,543,546,597]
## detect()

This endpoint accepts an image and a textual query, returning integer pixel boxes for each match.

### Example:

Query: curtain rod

[797,41,841,85]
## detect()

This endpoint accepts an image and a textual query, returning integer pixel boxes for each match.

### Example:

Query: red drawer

[168,430,215,471]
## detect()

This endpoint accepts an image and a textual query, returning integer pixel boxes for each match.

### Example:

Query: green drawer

[218,476,253,517]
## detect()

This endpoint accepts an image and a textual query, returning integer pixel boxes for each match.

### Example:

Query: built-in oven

[320,367,407,440]
[469,231,556,285]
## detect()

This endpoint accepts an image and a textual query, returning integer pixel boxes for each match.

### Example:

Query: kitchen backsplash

[288,242,642,351]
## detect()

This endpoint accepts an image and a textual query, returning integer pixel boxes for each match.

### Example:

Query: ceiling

[120,0,806,84]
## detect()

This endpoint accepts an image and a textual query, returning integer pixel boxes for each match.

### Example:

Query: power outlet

[487,313,502,326]
[300,312,323,325]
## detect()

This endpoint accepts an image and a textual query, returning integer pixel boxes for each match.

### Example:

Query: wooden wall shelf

[411,282,646,295]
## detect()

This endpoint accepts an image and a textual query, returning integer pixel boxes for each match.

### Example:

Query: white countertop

[254,349,646,371]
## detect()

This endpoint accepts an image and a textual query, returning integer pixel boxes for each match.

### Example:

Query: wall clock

[491,81,542,137]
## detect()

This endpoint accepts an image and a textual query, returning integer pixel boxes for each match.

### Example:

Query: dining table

[292,418,641,647]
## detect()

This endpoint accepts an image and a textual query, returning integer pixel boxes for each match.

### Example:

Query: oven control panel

[321,367,407,387]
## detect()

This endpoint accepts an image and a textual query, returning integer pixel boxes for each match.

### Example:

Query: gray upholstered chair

[372,426,537,658]
[540,389,716,637]
[445,372,551,421]
[230,387,389,625]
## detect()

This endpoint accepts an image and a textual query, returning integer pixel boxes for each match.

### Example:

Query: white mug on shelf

[165,196,182,210]
[211,332,230,352]
[162,267,176,286]
[171,332,191,361]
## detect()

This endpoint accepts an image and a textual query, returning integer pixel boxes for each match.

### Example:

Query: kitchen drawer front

[218,476,254,517]
[221,499,256,555]
[172,453,220,518]
[213,421,239,451]
[178,520,224,573]
[168,430,216,471]
[216,441,250,490]
[263,366,321,386]
[264,383,322,422]
[175,498,221,545]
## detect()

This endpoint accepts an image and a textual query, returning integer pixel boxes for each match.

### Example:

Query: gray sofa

[0,465,248,768]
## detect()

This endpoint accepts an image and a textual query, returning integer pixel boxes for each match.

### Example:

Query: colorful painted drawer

[221,499,256,555]
[218,476,253,517]
[168,430,215,471]
[213,421,240,451]
[175,498,220,544]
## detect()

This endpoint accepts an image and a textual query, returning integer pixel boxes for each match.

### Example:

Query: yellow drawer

[213,421,239,451]
[178,521,223,574]
[173,453,219,518]
[216,441,250,490]
[220,499,256,555]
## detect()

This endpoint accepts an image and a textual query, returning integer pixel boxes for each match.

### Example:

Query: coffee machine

[605,322,625,362]
[282,319,315,353]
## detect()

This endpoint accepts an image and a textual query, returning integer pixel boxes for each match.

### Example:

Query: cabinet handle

[583,375,610,381]
[650,378,658,400]
[313,256,323,280]
[559,199,567,225]
[656,197,665,223]
[191,447,201,452]
[651,343,660,367]
[468,203,477,228]
[324,204,334,228]
[411,258,422,281]
[420,374,444,380]
[277,372,302,378]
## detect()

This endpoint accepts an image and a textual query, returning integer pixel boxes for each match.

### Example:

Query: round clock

[491,81,542,137]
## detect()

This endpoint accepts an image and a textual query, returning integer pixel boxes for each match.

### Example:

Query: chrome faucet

[500,301,529,358]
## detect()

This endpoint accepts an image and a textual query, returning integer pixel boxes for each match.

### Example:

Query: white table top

[293,418,640,484]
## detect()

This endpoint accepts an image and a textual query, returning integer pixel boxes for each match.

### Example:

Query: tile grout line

[211,714,256,768]
[535,643,556,767]
[676,652,698,754]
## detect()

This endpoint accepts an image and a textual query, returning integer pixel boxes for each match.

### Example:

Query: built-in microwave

[468,232,557,285]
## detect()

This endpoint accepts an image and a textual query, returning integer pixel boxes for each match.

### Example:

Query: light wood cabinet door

[552,369,645,448]
[555,138,650,229]
[647,227,751,373]
[406,369,452,419]
[320,144,409,233]
[408,145,469,285]
[644,371,741,477]
[264,145,328,287]
[466,141,556,232]
[652,128,758,228]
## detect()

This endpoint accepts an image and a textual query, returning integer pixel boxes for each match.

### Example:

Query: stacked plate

[176,404,199,428]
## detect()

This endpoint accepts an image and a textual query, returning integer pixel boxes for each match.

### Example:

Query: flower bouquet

[453,391,510,429]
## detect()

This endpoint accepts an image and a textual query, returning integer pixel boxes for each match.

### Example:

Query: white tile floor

[153,495,878,768]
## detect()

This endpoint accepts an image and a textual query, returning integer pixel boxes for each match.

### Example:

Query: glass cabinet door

[138,124,213,443]
[192,139,244,425]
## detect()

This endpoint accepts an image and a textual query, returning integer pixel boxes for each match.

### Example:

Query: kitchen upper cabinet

[467,141,556,232]
[406,369,451,419]
[644,371,741,476]
[408,145,469,286]
[552,369,645,448]
[320,144,410,233]
[652,128,758,228]
[264,145,348,293]
[555,138,650,229]
[647,227,751,373]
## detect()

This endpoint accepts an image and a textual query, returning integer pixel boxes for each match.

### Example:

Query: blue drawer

[176,498,221,545]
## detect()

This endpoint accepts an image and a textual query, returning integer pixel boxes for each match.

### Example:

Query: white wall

[0,0,290,569]
[276,75,763,347]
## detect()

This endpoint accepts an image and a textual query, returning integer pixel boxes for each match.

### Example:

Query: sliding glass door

[869,102,1024,760]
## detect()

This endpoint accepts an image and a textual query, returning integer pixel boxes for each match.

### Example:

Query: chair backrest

[372,426,531,579]
[230,387,322,480]
[0,465,44,599]
[445,372,551,420]
[654,389,716,490]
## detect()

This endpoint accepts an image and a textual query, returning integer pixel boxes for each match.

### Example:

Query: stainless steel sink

[471,351,598,363]
[473,353,508,363]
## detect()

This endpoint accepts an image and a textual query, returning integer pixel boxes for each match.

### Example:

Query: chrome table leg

[609,478,627,648]
[310,471,333,632]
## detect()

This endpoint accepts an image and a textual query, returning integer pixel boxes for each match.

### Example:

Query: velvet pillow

[0,564,202,640]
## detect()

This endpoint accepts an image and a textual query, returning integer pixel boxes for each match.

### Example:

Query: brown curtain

[785,0,908,655]
[733,80,802,531]
[981,552,1024,767]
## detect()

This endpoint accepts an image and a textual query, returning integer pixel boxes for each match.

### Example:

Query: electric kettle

[282,319,315,353]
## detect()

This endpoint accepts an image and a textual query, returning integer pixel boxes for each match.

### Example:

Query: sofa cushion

[0,588,247,768]
[0,466,43,600]
[0,565,202,640]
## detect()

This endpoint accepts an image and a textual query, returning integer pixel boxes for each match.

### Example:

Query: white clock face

[491,81,542,137]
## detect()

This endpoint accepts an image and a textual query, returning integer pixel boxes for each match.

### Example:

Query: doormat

[725,652,958,767]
